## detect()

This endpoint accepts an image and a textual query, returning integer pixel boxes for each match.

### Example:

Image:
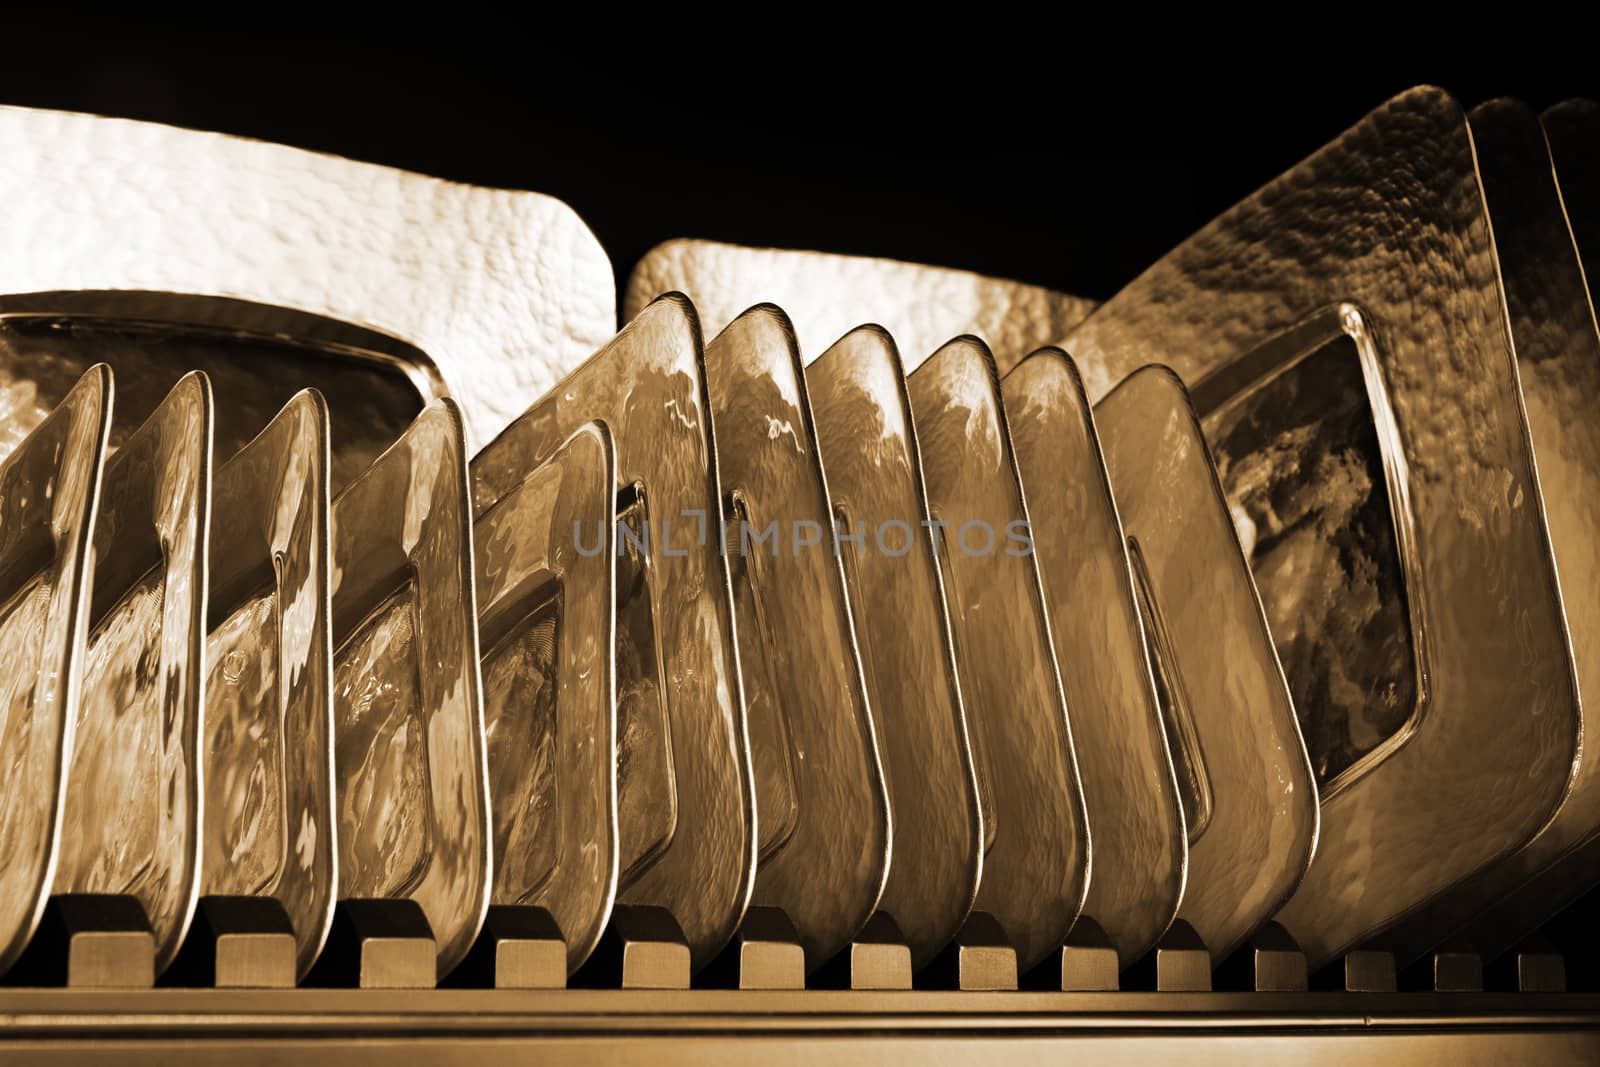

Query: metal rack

[3,989,1598,1063]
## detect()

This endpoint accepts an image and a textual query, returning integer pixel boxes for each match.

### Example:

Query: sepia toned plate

[1058,87,1578,967]
[625,239,1097,373]
[806,324,983,971]
[0,364,111,976]
[329,398,490,979]
[1456,97,1600,960]
[1003,349,1187,967]
[1393,99,1600,961]
[53,371,213,975]
[1095,365,1317,963]
[0,105,615,453]
[471,294,754,973]
[906,335,1088,973]
[473,421,618,974]
[705,306,889,971]
[0,291,434,491]
[202,388,335,980]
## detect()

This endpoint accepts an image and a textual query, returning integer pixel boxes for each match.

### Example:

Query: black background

[2,29,1595,309]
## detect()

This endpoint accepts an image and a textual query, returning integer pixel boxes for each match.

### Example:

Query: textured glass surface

[64,573,166,897]
[1004,349,1187,965]
[0,367,124,974]
[50,371,208,974]
[907,337,1087,973]
[612,495,675,883]
[1128,537,1212,844]
[483,600,562,901]
[200,388,334,980]
[473,421,617,972]
[0,369,48,458]
[725,502,800,864]
[706,306,887,971]
[329,398,489,978]
[0,577,53,895]
[334,587,431,900]
[204,593,284,897]
[1096,366,1317,963]
[1204,337,1417,787]
[803,323,987,976]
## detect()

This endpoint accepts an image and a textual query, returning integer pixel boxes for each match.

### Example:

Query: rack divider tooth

[303,899,436,990]
[571,905,690,990]
[167,896,296,989]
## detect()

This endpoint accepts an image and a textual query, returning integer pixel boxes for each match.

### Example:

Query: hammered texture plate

[1003,349,1186,967]
[806,324,983,971]
[706,306,889,971]
[202,389,335,980]
[906,335,1088,973]
[1094,366,1317,964]
[470,294,754,973]
[1058,87,1578,967]
[474,421,618,975]
[54,371,213,975]
[329,398,489,979]
[1398,98,1600,961]
[0,364,110,976]
[0,105,615,454]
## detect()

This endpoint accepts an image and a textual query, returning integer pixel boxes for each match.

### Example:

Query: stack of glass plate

[2,89,1600,1061]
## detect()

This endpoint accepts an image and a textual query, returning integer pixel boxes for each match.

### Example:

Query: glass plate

[1004,349,1187,967]
[473,421,618,974]
[0,364,111,976]
[329,398,489,980]
[806,324,983,971]
[1095,365,1317,963]
[54,371,213,975]
[1058,87,1578,967]
[705,306,888,971]
[1391,98,1600,961]
[203,389,335,980]
[906,335,1088,973]
[1449,97,1600,960]
[470,294,753,972]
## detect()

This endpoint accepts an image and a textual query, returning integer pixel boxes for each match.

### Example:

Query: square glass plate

[470,294,753,972]
[473,421,618,975]
[0,364,110,976]
[329,398,489,980]
[806,324,983,971]
[1095,365,1317,963]
[1004,349,1187,967]
[53,371,212,975]
[203,389,335,981]
[1396,98,1600,960]
[906,335,1088,973]
[1058,87,1578,967]
[705,306,888,971]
